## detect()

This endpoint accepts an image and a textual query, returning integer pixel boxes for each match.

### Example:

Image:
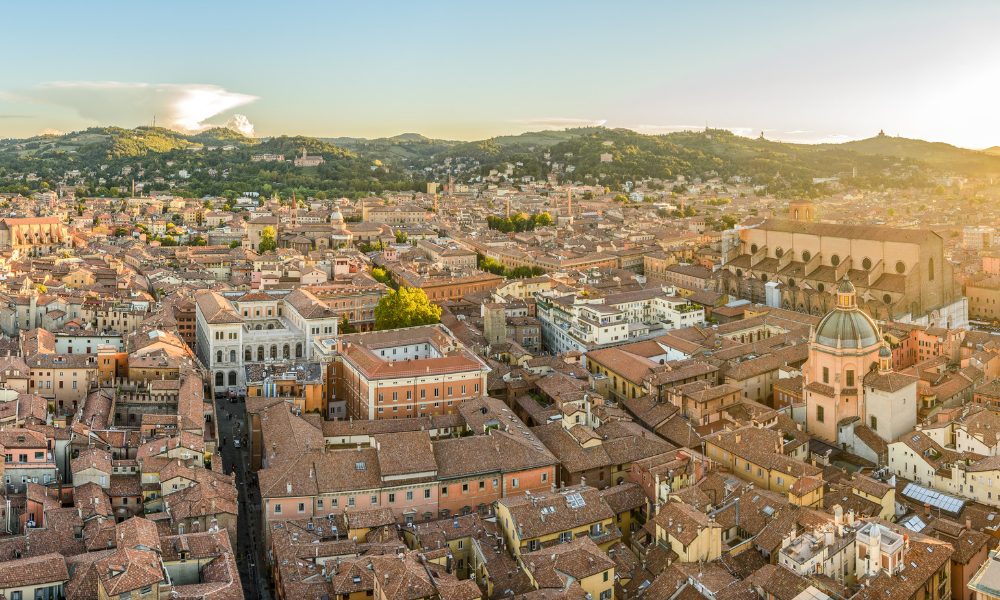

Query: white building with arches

[194,289,340,394]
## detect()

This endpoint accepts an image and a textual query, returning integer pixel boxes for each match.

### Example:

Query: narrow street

[215,395,268,600]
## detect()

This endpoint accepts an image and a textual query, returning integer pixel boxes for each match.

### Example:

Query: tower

[483,304,506,348]
[567,189,573,224]
[506,197,510,219]
[788,198,814,222]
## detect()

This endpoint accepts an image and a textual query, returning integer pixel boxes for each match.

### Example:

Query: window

[389,493,396,503]
[371,495,378,505]
[822,367,829,384]
[816,405,824,423]
[424,489,431,499]
[895,260,906,274]
[348,497,355,507]
[448,387,453,396]
[541,472,548,483]
[831,254,840,266]
[274,504,282,514]
[462,483,469,493]
[846,370,854,388]
[441,486,449,497]
[317,499,324,510]
[298,502,305,513]
[406,491,413,501]
[928,258,934,280]
[511,478,519,488]
[34,451,43,460]
[871,415,878,431]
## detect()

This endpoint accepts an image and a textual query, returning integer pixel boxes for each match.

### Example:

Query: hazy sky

[2,1,999,147]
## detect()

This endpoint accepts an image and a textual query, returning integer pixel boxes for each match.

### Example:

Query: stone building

[725,220,966,329]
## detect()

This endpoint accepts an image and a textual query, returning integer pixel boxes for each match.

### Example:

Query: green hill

[806,133,1000,174]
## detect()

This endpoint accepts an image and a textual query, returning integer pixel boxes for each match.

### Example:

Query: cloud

[2,81,258,134]
[223,114,255,137]
[511,118,607,129]
[38,128,63,136]
[0,115,33,119]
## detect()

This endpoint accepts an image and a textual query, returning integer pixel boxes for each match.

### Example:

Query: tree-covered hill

[806,134,1000,174]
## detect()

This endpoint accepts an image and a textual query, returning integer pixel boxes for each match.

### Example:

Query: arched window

[295,343,303,358]
[267,323,274,330]
[928,258,934,281]
[255,325,262,331]
[283,344,290,359]
[258,346,265,361]
[230,350,236,363]
[794,209,799,219]
[216,350,223,364]
[775,247,783,258]
[245,348,252,362]
[270,345,278,359]
[215,372,224,386]
[228,371,237,386]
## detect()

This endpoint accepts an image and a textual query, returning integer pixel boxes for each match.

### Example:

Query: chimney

[924,502,931,516]
[967,518,972,531]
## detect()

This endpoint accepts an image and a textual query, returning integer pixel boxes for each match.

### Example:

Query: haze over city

[4,1,1000,147]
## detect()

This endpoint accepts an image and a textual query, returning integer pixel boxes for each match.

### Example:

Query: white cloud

[511,118,607,129]
[2,81,258,134]
[38,128,63,136]
[223,114,255,137]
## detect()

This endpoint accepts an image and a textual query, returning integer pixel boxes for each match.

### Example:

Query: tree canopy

[374,288,441,330]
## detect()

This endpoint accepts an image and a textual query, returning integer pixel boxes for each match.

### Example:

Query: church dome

[878,344,892,358]
[331,208,344,222]
[814,308,881,349]
[814,277,882,349]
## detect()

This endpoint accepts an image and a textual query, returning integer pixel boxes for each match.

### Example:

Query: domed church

[805,278,917,445]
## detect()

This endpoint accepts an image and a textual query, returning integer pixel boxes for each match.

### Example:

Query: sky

[2,1,999,148]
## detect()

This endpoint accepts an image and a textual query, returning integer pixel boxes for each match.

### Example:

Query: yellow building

[644,500,721,563]
[62,267,96,289]
[495,486,619,558]
[521,537,614,600]
[703,425,823,495]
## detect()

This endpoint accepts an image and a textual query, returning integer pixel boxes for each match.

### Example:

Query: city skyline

[2,1,1000,148]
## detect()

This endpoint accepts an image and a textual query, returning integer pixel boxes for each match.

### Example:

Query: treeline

[486,212,552,233]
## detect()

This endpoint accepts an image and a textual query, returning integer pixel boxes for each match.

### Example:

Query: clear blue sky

[2,1,999,147]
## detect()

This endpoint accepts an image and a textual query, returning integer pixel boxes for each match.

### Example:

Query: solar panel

[902,483,965,515]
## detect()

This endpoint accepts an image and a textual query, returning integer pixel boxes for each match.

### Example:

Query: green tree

[114,227,129,237]
[172,214,184,225]
[161,235,178,247]
[395,230,408,243]
[35,284,46,293]
[374,287,441,330]
[203,199,214,210]
[534,212,553,227]
[229,240,241,249]
[371,267,392,285]
[933,185,946,195]
[614,194,628,203]
[339,314,357,334]
[93,216,100,226]
[259,225,277,253]
[683,205,696,217]
[886,208,896,216]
